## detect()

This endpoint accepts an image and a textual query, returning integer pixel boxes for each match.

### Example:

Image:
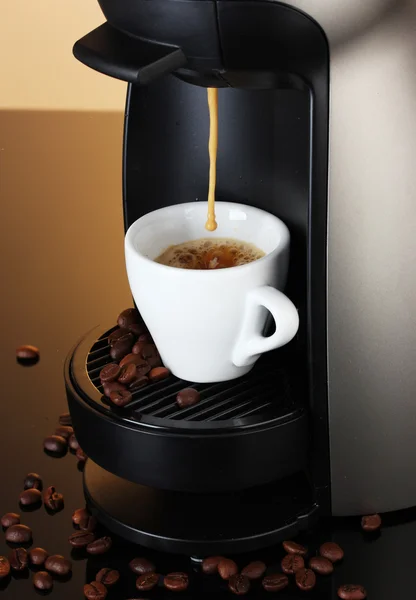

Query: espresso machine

[65,0,416,554]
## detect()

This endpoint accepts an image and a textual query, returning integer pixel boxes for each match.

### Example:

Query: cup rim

[125,201,289,276]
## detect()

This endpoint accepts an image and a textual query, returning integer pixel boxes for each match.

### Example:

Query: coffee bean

[43,486,64,511]
[120,354,150,373]
[23,473,43,491]
[29,548,49,566]
[100,363,121,384]
[141,344,159,361]
[0,556,10,579]
[118,363,137,385]
[202,556,224,575]
[103,381,126,397]
[5,524,32,543]
[129,557,156,575]
[69,531,95,548]
[19,488,42,506]
[164,572,189,592]
[1,513,20,528]
[241,561,266,580]
[309,556,334,575]
[262,573,289,592]
[108,327,129,346]
[361,513,381,532]
[281,553,304,574]
[43,435,67,453]
[96,567,120,586]
[319,541,344,563]
[110,389,132,407]
[337,584,367,600]
[117,308,140,329]
[33,571,53,590]
[218,558,238,580]
[59,412,72,426]
[55,425,74,440]
[16,345,39,361]
[79,515,98,532]
[9,548,28,571]
[69,434,80,451]
[76,448,88,463]
[176,387,200,408]
[132,341,146,355]
[129,322,147,336]
[149,367,170,382]
[282,540,307,555]
[44,554,72,575]
[295,568,316,591]
[72,507,89,525]
[110,334,134,361]
[87,536,112,555]
[129,375,149,391]
[138,333,152,343]
[147,354,162,368]
[84,581,108,599]
[136,573,159,591]
[228,574,250,595]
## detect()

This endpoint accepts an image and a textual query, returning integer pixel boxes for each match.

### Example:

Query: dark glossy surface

[2,110,416,599]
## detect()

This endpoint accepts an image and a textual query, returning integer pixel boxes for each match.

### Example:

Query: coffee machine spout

[73,22,187,85]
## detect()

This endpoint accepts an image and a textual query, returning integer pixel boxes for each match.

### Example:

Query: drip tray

[65,324,309,493]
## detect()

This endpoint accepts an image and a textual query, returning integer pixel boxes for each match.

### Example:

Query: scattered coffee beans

[262,573,289,592]
[103,381,126,397]
[361,513,381,532]
[69,531,96,548]
[218,558,238,580]
[43,486,64,511]
[76,448,88,463]
[19,488,42,506]
[84,581,108,599]
[118,308,140,329]
[164,572,189,592]
[55,425,74,439]
[176,387,200,408]
[108,328,129,346]
[16,345,39,361]
[43,435,67,453]
[129,322,147,336]
[282,540,307,555]
[295,568,316,591]
[72,507,90,525]
[96,567,120,586]
[132,341,146,355]
[33,571,53,590]
[118,363,137,385]
[45,555,72,575]
[309,556,334,575]
[202,556,224,575]
[110,389,133,407]
[319,541,344,563]
[0,556,10,579]
[241,561,266,580]
[281,553,305,574]
[138,333,152,343]
[228,574,250,595]
[79,515,97,532]
[59,412,72,426]
[100,363,121,384]
[1,512,20,528]
[136,573,159,591]
[129,557,156,575]
[337,584,367,600]
[9,548,28,571]
[5,524,32,543]
[86,536,112,555]
[23,473,43,491]
[129,375,149,390]
[110,335,135,361]
[69,434,80,450]
[29,547,49,566]
[148,367,170,382]
[119,353,148,369]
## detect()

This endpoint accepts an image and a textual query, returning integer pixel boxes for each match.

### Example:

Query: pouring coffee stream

[206,87,218,232]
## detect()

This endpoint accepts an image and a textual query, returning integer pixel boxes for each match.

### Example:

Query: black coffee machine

[65,0,416,555]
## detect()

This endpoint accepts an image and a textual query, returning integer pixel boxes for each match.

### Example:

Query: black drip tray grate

[83,328,302,431]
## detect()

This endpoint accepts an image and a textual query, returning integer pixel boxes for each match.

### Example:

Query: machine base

[84,459,319,555]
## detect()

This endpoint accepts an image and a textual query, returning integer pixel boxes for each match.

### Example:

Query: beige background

[0,0,125,110]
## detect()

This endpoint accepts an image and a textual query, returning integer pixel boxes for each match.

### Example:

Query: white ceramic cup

[125,202,299,383]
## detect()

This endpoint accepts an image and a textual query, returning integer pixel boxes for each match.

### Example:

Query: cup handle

[232,286,299,368]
